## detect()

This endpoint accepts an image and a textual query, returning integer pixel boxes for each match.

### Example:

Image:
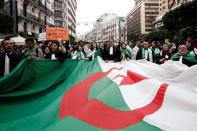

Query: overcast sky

[76,0,135,35]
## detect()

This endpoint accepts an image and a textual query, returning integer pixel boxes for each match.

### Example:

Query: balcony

[46,22,54,27]
[18,9,52,26]
[52,5,64,11]
[25,0,54,15]
[53,16,63,22]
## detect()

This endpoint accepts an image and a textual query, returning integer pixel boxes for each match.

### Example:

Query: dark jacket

[0,51,23,78]
[103,45,120,62]
[47,51,66,62]
[136,48,154,62]
[44,53,52,59]
[157,51,172,64]
[172,57,196,67]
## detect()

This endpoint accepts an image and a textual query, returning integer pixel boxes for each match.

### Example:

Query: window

[145,29,153,32]
[39,27,42,33]
[24,22,27,32]
[32,7,35,13]
[45,16,47,25]
[145,12,159,15]
[145,24,153,27]
[54,10,63,18]
[23,2,27,17]
[54,0,62,8]
[38,12,41,20]
[177,0,180,4]
[54,20,63,27]
[32,25,35,30]
[145,3,159,6]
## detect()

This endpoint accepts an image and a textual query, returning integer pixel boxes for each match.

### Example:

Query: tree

[163,0,197,31]
[127,34,139,42]
[144,30,174,41]
[0,0,4,10]
[0,11,14,34]
[180,26,197,41]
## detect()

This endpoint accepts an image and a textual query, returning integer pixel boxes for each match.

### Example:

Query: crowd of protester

[0,37,197,78]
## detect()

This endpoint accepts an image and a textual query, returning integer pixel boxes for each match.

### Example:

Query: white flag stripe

[98,57,197,131]
[119,79,162,110]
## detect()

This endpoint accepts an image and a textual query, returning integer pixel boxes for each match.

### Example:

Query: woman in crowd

[120,42,132,61]
[90,42,102,60]
[157,44,172,64]
[72,44,89,61]
[44,46,51,59]
[67,46,74,59]
[186,39,197,58]
[50,40,67,62]
[78,40,92,58]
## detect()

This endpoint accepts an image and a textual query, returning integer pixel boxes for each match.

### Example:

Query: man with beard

[24,38,44,60]
[103,38,120,62]
[0,37,23,78]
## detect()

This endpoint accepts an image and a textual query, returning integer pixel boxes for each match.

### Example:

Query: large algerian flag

[0,57,197,131]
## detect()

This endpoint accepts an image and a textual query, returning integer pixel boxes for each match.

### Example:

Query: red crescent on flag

[59,67,168,130]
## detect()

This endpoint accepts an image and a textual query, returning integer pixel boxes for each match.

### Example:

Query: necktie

[4,53,10,76]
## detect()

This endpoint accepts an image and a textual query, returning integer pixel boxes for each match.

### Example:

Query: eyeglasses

[178,47,187,49]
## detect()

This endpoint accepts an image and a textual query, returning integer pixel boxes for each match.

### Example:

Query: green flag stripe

[0,59,161,131]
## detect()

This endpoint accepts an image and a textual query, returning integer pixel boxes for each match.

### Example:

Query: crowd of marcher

[0,37,197,78]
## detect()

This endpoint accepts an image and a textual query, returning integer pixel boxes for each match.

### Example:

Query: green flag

[0,58,197,131]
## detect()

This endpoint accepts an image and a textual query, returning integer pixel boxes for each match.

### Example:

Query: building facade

[154,0,187,29]
[53,0,77,40]
[3,0,77,40]
[53,0,66,27]
[17,0,54,38]
[127,0,159,40]
[84,14,126,43]
[67,0,77,40]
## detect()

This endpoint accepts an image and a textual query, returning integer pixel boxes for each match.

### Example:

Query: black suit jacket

[172,57,196,67]
[157,52,172,64]
[51,51,67,62]
[103,45,120,62]
[0,51,23,78]
[136,48,154,62]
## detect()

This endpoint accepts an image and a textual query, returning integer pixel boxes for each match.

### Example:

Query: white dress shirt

[4,53,10,76]
[110,46,113,55]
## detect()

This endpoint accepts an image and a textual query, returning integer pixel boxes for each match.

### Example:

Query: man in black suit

[136,42,154,62]
[0,38,23,78]
[103,38,120,62]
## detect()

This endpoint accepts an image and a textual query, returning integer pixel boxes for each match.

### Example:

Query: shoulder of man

[0,52,4,58]
[12,51,23,56]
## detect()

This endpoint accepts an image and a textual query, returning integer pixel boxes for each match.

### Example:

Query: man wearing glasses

[171,44,197,67]
[0,37,23,78]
